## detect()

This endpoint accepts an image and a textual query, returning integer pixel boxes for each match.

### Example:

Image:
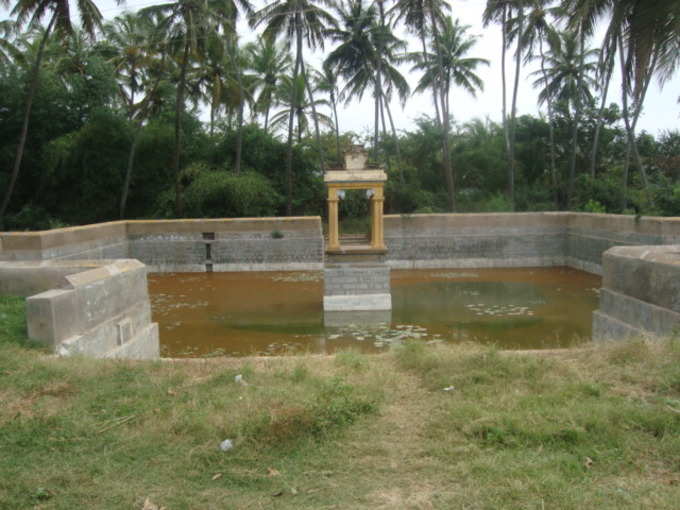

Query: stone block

[26,288,79,347]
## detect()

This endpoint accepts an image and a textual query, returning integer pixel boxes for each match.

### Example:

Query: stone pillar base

[323,263,392,311]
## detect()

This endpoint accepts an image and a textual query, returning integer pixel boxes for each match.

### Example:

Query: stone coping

[0,216,322,252]
[603,245,680,267]
[4,212,680,258]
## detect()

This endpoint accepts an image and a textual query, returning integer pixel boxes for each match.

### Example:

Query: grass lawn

[1,295,680,509]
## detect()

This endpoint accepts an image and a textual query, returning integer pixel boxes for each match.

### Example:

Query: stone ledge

[323,293,392,312]
[592,311,650,341]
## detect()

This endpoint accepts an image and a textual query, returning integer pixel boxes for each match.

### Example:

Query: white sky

[2,0,679,137]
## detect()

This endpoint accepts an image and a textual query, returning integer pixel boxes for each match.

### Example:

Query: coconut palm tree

[102,12,160,117]
[0,0,109,226]
[391,0,459,209]
[532,30,598,205]
[269,73,333,142]
[194,32,232,135]
[517,1,560,204]
[314,63,342,165]
[483,0,527,210]
[139,0,251,215]
[410,17,489,210]
[246,38,291,135]
[251,0,336,215]
[566,0,680,206]
[0,19,19,68]
[139,0,211,216]
[389,0,450,124]
[99,12,170,218]
[325,0,409,159]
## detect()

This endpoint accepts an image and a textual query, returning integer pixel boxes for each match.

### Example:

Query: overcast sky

[2,0,679,137]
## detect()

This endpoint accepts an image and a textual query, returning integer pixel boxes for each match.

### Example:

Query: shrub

[181,167,281,218]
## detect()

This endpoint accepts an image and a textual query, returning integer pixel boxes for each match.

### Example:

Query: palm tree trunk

[300,56,325,171]
[379,93,392,173]
[621,140,632,211]
[385,96,403,158]
[0,14,56,227]
[428,11,456,211]
[618,36,653,201]
[210,102,216,136]
[373,92,380,160]
[233,46,245,175]
[567,28,585,208]
[298,111,302,143]
[629,56,656,192]
[120,122,143,219]
[331,92,341,165]
[508,8,523,211]
[589,46,615,178]
[264,98,271,135]
[173,39,190,218]
[284,16,303,216]
[500,6,512,209]
[384,99,403,183]
[420,33,441,127]
[539,38,558,209]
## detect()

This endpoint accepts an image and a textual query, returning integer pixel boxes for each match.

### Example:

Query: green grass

[1,297,680,508]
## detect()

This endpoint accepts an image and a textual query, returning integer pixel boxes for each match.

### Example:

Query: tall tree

[102,13,159,116]
[518,1,560,205]
[411,17,489,209]
[390,0,456,209]
[0,0,108,226]
[326,1,408,162]
[251,0,336,215]
[101,12,168,218]
[390,0,450,125]
[0,19,19,68]
[483,0,527,210]
[269,73,333,141]
[315,63,343,165]
[567,0,680,204]
[532,30,598,205]
[140,0,210,216]
[246,38,291,135]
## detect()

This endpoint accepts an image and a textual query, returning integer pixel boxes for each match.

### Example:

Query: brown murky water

[148,267,601,358]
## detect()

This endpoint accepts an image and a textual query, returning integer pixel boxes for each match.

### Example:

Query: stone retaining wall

[384,213,568,270]
[5,213,680,275]
[1,217,324,272]
[383,212,680,275]
[127,218,323,272]
[565,214,680,274]
[1,259,159,359]
[0,221,128,261]
[593,245,680,340]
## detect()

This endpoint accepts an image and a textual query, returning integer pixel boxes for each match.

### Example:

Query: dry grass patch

[2,295,680,508]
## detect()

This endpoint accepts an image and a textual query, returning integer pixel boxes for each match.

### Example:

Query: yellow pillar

[371,186,385,250]
[327,187,340,250]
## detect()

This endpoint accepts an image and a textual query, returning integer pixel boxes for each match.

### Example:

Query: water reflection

[323,310,392,328]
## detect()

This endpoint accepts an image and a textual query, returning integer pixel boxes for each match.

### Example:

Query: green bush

[183,168,281,218]
[582,199,607,213]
